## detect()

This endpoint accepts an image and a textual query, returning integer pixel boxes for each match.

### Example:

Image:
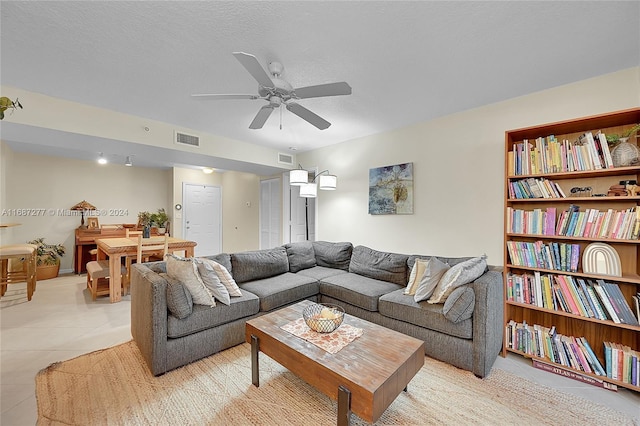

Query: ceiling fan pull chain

[280,105,283,130]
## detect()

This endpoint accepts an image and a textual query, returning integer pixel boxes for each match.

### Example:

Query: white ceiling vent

[174,131,200,148]
[278,152,294,166]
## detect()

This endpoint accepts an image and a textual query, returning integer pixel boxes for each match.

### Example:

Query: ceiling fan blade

[293,82,352,99]
[191,94,260,100]
[249,105,274,129]
[286,102,331,130]
[233,52,274,89]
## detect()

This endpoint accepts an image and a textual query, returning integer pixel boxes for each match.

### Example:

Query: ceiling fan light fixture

[290,169,308,186]
[319,174,337,190]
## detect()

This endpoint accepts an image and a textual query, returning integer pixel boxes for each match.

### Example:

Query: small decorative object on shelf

[504,108,640,393]
[303,303,344,333]
[582,243,622,277]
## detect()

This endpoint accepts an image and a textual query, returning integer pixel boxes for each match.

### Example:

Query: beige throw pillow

[427,255,487,304]
[195,259,231,305]
[405,258,429,295]
[198,258,242,297]
[413,257,450,302]
[166,255,216,307]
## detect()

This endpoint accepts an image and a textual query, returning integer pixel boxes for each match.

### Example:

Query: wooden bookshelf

[503,108,640,392]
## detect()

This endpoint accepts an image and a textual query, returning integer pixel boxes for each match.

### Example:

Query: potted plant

[151,208,169,235]
[606,123,640,146]
[27,237,66,280]
[137,211,153,238]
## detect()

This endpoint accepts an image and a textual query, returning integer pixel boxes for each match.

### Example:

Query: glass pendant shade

[319,174,337,190]
[290,169,308,186]
[300,182,317,198]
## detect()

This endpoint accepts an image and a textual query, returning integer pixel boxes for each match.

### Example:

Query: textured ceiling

[1,1,639,172]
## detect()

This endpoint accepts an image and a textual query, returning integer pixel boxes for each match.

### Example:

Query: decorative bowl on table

[303,303,345,333]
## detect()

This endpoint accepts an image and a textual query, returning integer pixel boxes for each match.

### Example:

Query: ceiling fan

[192,52,352,130]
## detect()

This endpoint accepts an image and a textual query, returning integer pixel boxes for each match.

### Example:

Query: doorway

[287,170,316,243]
[183,183,222,256]
[260,178,281,249]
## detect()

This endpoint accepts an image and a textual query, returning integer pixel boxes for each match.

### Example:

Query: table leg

[337,385,351,426]
[109,254,123,303]
[251,334,259,387]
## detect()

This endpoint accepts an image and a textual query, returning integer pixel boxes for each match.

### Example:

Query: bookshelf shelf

[503,108,640,393]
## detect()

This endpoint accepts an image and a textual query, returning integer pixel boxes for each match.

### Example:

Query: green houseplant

[151,208,169,235]
[137,211,153,237]
[27,237,66,280]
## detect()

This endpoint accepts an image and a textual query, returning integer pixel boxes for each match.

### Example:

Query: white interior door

[260,178,281,249]
[290,184,315,242]
[183,183,221,256]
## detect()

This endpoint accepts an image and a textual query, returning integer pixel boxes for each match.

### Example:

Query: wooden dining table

[95,236,197,303]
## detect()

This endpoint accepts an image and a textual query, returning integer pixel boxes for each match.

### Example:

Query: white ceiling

[1,1,639,173]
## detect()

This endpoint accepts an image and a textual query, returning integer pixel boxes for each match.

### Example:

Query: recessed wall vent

[278,152,294,165]
[174,131,200,148]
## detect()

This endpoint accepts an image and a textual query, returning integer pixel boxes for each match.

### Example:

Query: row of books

[604,341,640,386]
[506,321,606,376]
[506,206,640,240]
[506,240,580,272]
[508,131,615,176]
[506,272,640,325]
[508,177,566,199]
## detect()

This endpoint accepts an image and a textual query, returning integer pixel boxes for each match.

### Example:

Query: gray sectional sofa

[130,241,503,378]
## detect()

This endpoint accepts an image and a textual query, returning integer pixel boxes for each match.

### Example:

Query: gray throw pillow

[195,259,231,305]
[413,257,450,302]
[284,241,316,273]
[161,273,193,319]
[428,255,487,304]
[166,254,216,307]
[443,286,475,323]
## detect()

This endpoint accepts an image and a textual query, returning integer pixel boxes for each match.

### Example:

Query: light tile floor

[1,274,639,425]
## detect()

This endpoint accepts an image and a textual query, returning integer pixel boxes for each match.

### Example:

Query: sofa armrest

[469,269,504,377]
[130,263,169,376]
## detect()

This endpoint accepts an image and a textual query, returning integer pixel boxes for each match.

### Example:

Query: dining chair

[0,244,38,301]
[136,234,169,264]
[86,259,127,301]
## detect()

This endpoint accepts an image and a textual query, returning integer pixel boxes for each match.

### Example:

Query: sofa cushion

[413,257,451,302]
[201,253,232,274]
[443,286,475,323]
[349,245,409,286]
[296,266,348,281]
[166,254,216,307]
[312,241,353,271]
[231,247,289,284]
[167,290,260,339]
[161,273,193,319]
[195,259,231,306]
[378,289,473,339]
[284,241,316,273]
[239,272,319,312]
[428,255,487,304]
[197,258,242,297]
[320,272,403,312]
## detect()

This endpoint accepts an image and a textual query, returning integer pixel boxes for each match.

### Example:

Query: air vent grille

[278,152,294,165]
[175,131,200,147]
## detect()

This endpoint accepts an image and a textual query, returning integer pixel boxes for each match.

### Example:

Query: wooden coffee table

[245,300,425,425]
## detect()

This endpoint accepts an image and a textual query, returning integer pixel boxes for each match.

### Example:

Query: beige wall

[0,147,172,271]
[298,67,640,266]
[170,167,260,252]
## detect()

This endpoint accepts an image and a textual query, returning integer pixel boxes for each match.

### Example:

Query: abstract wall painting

[368,162,414,215]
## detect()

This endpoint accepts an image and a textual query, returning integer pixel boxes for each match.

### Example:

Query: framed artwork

[87,217,99,229]
[369,162,414,215]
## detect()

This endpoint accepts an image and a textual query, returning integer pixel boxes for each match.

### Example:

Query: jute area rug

[36,341,634,425]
